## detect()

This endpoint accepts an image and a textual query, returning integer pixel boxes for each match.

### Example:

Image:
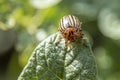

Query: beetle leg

[55,37,62,45]
[81,34,85,45]
[65,38,68,47]
[81,34,88,47]
[82,38,85,45]
[67,44,73,50]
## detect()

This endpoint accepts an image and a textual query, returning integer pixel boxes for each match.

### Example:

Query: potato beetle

[58,15,85,46]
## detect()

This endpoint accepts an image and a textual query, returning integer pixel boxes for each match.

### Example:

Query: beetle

[58,15,85,46]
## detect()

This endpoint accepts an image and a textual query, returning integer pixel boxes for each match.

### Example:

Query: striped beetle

[58,15,84,46]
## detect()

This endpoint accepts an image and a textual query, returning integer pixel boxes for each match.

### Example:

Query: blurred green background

[0,0,120,80]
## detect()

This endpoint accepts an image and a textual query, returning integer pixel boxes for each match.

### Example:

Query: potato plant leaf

[18,32,97,80]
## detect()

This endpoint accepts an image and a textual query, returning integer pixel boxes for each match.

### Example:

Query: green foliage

[18,33,97,80]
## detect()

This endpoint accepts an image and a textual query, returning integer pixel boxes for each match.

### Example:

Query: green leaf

[18,32,97,80]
